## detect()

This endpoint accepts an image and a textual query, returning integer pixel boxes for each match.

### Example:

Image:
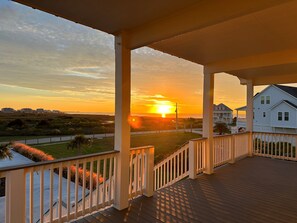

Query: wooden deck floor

[72,157,297,223]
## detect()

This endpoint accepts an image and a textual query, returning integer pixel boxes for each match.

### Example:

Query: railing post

[144,147,154,197]
[5,169,26,223]
[229,135,235,164]
[189,141,197,179]
[295,136,297,160]
[248,132,253,156]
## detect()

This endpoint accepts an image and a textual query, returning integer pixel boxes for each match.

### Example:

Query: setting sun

[151,100,175,118]
[157,105,171,118]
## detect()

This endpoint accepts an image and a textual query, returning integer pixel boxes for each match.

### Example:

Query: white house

[213,103,233,124]
[235,85,297,134]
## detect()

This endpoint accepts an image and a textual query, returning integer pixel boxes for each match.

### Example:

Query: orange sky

[0,2,268,117]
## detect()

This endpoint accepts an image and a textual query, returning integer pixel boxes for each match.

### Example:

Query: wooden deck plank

[77,157,297,223]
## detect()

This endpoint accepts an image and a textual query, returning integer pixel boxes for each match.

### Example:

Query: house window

[263,112,266,117]
[284,112,289,121]
[261,96,265,104]
[278,112,282,121]
[266,96,270,104]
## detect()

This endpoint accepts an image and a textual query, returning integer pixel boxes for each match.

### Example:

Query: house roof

[12,0,297,86]
[235,106,247,111]
[270,100,297,111]
[214,103,233,112]
[274,85,297,99]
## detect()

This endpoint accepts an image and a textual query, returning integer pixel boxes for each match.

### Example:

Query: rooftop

[275,84,297,99]
[74,157,297,223]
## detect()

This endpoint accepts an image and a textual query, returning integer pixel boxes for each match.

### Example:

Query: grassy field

[35,132,201,163]
[0,112,202,137]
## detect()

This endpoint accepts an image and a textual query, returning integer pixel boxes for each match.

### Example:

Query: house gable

[270,100,297,129]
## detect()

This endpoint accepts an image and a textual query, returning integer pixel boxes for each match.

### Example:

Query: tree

[67,135,92,154]
[214,122,230,135]
[0,143,13,160]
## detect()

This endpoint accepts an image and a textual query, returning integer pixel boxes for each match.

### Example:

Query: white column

[202,72,214,174]
[114,32,131,210]
[6,169,26,223]
[246,80,254,156]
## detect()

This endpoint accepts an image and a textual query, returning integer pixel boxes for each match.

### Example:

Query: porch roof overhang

[13,0,297,86]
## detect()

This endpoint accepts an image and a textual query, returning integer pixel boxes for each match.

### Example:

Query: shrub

[7,119,25,128]
[12,143,103,189]
[13,142,54,162]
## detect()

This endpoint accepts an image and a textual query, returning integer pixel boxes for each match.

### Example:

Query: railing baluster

[129,152,133,196]
[102,157,107,205]
[30,169,34,223]
[82,161,86,215]
[66,162,71,221]
[40,167,44,223]
[89,158,94,211]
[49,165,54,223]
[141,149,145,193]
[96,159,100,208]
[108,156,113,204]
[58,163,63,221]
[134,152,139,193]
[74,161,79,218]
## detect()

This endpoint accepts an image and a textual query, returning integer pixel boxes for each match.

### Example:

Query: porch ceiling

[13,0,297,85]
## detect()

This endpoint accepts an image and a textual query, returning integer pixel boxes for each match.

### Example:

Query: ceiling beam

[237,73,297,86]
[128,0,292,49]
[205,48,297,74]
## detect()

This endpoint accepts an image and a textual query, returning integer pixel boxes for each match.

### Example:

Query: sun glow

[151,101,175,118]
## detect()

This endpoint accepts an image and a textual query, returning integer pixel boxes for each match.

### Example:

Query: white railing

[154,138,206,191]
[0,146,155,223]
[234,132,250,159]
[129,146,154,198]
[253,132,297,160]
[189,138,206,178]
[154,142,189,190]
[213,135,232,167]
[0,151,118,223]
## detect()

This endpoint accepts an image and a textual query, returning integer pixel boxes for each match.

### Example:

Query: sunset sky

[0,1,268,117]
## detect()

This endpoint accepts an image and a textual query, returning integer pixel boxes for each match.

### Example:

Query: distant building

[19,108,34,113]
[213,103,233,124]
[235,84,297,134]
[1,108,16,113]
[36,108,45,113]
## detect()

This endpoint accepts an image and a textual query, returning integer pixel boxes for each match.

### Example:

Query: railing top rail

[252,131,297,136]
[130,145,153,151]
[189,137,207,142]
[0,150,119,173]
[213,132,251,139]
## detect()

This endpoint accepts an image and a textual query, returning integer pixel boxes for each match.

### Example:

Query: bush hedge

[12,143,103,189]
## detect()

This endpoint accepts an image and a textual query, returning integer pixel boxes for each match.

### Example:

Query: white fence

[253,132,297,160]
[129,146,154,198]
[154,142,190,190]
[0,146,154,223]
[154,133,250,191]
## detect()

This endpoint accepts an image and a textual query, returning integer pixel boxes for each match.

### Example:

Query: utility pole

[175,103,178,131]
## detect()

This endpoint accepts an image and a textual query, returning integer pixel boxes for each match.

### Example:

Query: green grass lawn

[35,132,201,163]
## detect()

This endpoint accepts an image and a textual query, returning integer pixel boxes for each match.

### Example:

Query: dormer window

[261,96,265,104]
[278,112,282,121]
[284,112,289,121]
[266,96,270,104]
